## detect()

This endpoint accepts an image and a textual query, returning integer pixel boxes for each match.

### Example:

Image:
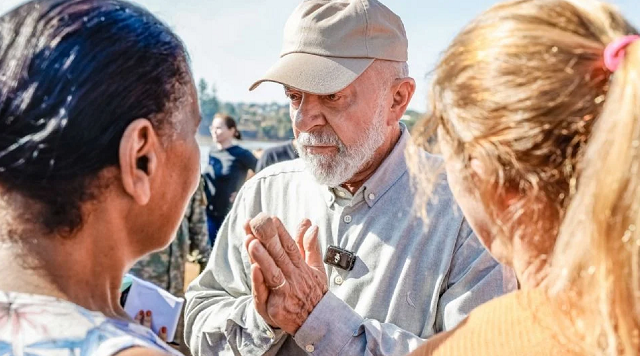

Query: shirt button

[266,330,274,339]
[334,275,344,285]
[343,215,352,223]
[368,193,376,200]
[305,345,315,353]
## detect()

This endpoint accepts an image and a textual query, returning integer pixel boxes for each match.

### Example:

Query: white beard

[294,103,387,187]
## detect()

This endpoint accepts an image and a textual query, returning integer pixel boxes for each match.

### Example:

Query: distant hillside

[197,79,424,141]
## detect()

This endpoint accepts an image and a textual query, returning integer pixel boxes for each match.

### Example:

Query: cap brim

[249,53,375,95]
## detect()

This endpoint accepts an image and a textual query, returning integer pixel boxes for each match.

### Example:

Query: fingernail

[138,310,144,317]
[146,310,151,317]
[161,326,167,333]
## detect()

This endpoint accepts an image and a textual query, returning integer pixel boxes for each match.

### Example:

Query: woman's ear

[119,119,160,205]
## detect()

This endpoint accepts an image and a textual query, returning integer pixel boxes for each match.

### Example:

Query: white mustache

[297,131,342,146]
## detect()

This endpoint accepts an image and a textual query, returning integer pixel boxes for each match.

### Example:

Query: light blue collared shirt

[185,125,516,356]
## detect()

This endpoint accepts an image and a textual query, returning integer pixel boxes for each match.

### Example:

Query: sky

[0,0,638,111]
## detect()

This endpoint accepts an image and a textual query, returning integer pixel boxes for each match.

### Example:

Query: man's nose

[293,94,326,133]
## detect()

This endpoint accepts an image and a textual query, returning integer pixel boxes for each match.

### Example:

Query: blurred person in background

[0,0,201,354]
[255,139,298,173]
[408,0,640,355]
[204,114,257,244]
[129,176,211,354]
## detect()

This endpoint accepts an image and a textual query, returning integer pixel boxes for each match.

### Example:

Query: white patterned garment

[0,292,182,356]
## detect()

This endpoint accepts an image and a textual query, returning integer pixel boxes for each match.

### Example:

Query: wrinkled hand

[243,213,328,335]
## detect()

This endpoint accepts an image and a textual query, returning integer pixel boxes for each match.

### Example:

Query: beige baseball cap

[249,0,408,95]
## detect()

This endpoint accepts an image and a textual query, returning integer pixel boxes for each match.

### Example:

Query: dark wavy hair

[0,0,191,236]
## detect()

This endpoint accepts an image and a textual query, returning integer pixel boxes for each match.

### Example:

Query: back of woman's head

[0,0,191,236]
[414,0,639,354]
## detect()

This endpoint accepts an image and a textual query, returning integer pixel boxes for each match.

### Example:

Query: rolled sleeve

[224,297,286,355]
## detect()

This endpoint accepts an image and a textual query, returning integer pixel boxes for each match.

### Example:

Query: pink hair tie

[604,35,640,72]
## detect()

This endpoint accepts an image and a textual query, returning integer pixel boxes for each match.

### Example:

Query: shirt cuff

[231,300,286,354]
[293,291,364,355]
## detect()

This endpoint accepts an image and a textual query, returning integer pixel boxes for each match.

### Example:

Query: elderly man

[185,1,516,355]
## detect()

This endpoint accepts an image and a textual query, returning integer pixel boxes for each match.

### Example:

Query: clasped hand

[244,213,328,335]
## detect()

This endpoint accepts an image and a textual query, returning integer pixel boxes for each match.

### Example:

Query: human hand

[243,213,328,334]
[243,219,276,327]
[134,310,168,341]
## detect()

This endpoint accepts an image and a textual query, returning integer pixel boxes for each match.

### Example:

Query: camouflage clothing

[129,177,210,298]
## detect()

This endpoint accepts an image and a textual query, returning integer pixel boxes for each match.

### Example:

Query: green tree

[197,79,219,135]
[220,102,237,117]
[402,109,424,132]
[198,79,208,98]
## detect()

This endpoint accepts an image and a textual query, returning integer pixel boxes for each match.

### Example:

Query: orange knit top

[409,289,584,356]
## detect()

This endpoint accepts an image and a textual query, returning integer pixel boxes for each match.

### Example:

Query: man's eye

[286,92,301,101]
[326,94,340,101]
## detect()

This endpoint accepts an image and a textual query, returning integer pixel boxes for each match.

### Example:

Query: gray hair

[369,60,410,93]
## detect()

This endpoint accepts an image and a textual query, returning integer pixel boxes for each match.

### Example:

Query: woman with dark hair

[204,114,257,244]
[0,0,200,354]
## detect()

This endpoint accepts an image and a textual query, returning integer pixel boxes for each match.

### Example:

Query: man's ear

[119,119,160,206]
[389,77,416,124]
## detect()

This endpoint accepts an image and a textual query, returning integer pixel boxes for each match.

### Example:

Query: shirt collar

[361,123,409,208]
[319,123,410,208]
[321,185,335,206]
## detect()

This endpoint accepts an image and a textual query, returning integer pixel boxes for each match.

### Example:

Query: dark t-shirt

[204,145,257,218]
[255,141,299,173]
